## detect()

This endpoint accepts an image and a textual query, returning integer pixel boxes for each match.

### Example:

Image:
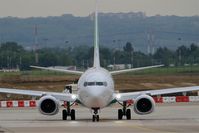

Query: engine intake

[134,95,155,115]
[38,95,59,115]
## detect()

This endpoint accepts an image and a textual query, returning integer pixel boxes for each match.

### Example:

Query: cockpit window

[84,82,107,87]
[96,82,104,86]
[87,82,95,86]
[84,82,87,87]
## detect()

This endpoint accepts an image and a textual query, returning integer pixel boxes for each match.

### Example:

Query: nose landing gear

[92,108,100,122]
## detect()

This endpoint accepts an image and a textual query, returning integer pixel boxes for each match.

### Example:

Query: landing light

[72,94,77,99]
[116,94,121,99]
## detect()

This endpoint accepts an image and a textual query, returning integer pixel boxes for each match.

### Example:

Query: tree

[154,47,174,66]
[123,42,134,53]
[189,43,199,64]
[190,43,198,52]
[0,42,26,69]
[176,45,190,65]
[123,42,134,67]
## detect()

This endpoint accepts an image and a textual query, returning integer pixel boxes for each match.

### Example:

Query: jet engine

[38,95,59,115]
[133,95,155,115]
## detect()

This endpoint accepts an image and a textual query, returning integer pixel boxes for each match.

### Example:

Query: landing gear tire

[62,110,67,120]
[92,115,99,122]
[92,108,100,122]
[62,109,76,120]
[117,109,131,120]
[126,109,131,120]
[118,109,123,120]
[71,109,76,120]
[92,115,95,122]
[96,115,99,122]
[117,101,131,120]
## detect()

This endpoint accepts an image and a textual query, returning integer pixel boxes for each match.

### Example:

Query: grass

[0,71,21,77]
[20,70,69,77]
[0,65,199,78]
[0,66,199,100]
[0,70,69,78]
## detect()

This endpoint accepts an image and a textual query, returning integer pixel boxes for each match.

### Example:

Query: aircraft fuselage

[78,67,114,108]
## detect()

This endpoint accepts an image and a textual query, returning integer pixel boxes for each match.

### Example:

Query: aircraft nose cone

[87,87,107,107]
[88,87,105,98]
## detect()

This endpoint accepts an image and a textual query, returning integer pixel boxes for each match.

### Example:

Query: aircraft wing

[0,88,77,102]
[30,66,83,75]
[115,86,199,101]
[110,65,164,75]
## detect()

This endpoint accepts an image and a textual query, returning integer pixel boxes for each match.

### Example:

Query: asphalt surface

[0,103,199,133]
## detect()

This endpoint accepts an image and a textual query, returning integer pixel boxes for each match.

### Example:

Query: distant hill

[0,12,199,52]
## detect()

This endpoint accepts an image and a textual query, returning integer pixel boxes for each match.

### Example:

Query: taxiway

[0,103,199,133]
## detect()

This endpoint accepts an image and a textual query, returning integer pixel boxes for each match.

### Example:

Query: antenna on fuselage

[93,0,100,68]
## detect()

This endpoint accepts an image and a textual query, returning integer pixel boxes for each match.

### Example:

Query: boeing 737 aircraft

[0,1,199,122]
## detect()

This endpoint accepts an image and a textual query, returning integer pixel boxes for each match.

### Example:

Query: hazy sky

[0,0,199,18]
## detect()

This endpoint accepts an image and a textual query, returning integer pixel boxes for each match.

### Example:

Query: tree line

[0,42,198,70]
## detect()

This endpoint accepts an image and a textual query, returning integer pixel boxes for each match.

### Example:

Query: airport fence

[1,96,199,108]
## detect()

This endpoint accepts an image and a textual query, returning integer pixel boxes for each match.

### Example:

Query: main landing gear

[92,108,100,122]
[62,101,76,120]
[118,101,131,120]
[62,85,76,120]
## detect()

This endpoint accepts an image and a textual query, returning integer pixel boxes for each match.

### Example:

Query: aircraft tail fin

[93,0,100,68]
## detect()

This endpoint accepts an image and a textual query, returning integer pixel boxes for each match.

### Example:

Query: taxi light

[116,94,121,99]
[71,94,77,99]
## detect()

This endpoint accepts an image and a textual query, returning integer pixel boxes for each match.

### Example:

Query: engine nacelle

[134,95,155,115]
[38,95,59,115]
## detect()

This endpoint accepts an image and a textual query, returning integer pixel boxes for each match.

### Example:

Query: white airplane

[0,1,199,122]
